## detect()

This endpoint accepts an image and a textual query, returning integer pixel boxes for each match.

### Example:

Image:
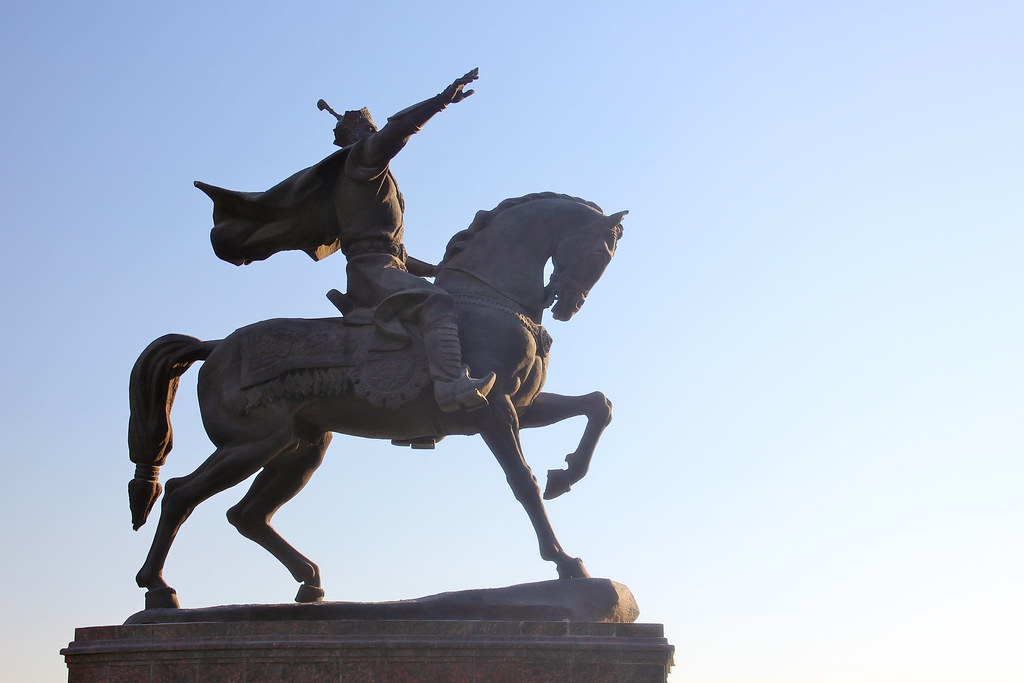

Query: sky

[1,1,1022,681]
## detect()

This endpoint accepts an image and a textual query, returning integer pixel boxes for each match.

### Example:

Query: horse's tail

[128,334,219,530]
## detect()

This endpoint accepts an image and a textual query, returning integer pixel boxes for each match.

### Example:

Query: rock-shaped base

[125,577,639,625]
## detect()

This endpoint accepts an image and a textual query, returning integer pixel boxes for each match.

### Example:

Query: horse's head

[547,210,627,321]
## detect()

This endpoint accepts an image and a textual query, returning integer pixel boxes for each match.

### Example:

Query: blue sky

[2,1,1022,681]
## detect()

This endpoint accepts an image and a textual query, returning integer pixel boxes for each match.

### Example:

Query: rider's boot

[424,321,496,412]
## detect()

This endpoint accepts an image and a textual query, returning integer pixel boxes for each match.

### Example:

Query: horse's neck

[437,220,557,320]
[436,267,543,321]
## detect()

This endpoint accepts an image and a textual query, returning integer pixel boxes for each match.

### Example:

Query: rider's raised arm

[354,69,479,178]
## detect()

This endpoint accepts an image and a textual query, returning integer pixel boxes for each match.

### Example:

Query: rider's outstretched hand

[441,68,479,105]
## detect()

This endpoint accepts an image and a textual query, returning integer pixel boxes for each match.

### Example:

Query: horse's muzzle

[551,290,585,321]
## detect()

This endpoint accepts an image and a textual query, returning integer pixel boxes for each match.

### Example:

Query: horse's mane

[440,192,603,265]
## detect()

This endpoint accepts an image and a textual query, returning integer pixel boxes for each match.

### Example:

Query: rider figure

[195,69,495,412]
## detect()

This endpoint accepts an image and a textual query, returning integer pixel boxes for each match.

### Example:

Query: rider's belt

[344,238,406,261]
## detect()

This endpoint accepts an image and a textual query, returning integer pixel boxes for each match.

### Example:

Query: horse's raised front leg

[518,391,612,500]
[477,394,590,580]
[226,432,331,604]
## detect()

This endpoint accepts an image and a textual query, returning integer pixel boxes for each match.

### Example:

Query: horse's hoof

[295,583,325,603]
[543,469,572,500]
[557,557,591,579]
[145,586,180,609]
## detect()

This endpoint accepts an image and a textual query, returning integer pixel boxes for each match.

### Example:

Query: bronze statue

[128,72,627,610]
[195,69,494,413]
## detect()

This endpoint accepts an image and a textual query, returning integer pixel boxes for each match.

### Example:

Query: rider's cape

[195,148,351,266]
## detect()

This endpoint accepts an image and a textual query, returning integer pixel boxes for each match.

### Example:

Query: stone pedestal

[62,619,674,682]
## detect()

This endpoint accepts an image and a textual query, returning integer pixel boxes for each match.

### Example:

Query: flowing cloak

[195,148,351,265]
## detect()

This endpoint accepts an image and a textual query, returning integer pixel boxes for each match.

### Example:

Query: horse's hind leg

[226,432,332,603]
[135,428,293,608]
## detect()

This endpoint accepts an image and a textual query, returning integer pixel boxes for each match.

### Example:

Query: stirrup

[392,436,443,449]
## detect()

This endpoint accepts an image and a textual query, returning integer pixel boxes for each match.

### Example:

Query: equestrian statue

[128,69,627,609]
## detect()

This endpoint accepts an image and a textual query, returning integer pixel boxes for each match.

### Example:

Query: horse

[128,192,627,609]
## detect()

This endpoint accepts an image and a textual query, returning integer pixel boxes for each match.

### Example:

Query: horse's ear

[602,209,626,225]
[607,210,628,226]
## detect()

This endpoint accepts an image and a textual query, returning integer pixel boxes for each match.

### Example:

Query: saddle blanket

[234,318,429,411]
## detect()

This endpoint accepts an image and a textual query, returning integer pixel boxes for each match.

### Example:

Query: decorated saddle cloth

[235,316,429,413]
